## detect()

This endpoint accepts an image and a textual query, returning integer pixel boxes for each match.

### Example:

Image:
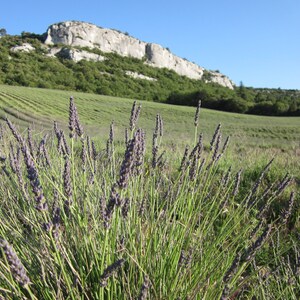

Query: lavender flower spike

[69,96,84,138]
[99,259,125,287]
[281,192,295,225]
[194,100,201,127]
[138,275,150,300]
[69,96,76,138]
[0,239,30,286]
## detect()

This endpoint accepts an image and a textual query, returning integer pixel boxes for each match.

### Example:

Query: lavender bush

[0,97,298,299]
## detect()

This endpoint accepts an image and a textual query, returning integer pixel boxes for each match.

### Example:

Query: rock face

[45,21,146,58]
[145,43,204,80]
[205,71,235,89]
[45,21,234,89]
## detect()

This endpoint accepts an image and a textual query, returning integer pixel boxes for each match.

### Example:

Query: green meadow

[0,84,299,180]
[0,84,299,145]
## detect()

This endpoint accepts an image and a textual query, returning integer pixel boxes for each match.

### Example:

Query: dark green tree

[0,28,7,36]
[237,81,248,100]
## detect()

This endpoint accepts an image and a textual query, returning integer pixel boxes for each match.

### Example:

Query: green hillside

[0,34,300,116]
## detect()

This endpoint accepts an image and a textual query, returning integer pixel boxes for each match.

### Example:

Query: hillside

[0,23,299,116]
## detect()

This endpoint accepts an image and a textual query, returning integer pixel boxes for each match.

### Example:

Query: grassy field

[0,84,299,145]
[0,85,299,299]
[0,84,299,182]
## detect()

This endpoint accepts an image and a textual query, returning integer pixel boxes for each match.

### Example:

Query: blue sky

[1,0,299,89]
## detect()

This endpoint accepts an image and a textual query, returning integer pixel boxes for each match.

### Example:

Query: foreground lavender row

[0,98,298,299]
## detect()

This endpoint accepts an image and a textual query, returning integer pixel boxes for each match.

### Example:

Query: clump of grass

[0,98,298,299]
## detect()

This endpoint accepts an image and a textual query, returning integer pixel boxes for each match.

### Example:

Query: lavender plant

[0,97,298,300]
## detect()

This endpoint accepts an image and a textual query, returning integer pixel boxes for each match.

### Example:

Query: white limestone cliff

[44,21,234,89]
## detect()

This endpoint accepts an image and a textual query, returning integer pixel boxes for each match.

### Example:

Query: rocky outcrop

[44,21,234,89]
[207,71,234,89]
[46,47,62,57]
[55,48,106,62]
[10,43,35,53]
[125,71,157,81]
[44,21,146,59]
[145,43,204,80]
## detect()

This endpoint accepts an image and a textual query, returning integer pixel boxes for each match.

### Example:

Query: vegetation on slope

[0,34,299,116]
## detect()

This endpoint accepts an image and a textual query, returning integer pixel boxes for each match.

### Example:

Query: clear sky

[1,0,299,89]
